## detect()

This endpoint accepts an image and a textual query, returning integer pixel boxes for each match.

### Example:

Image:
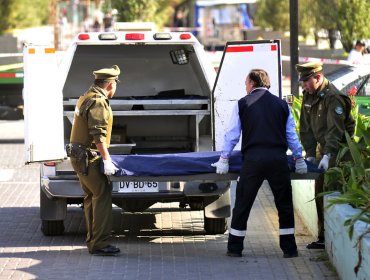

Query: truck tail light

[180,33,191,40]
[99,33,117,40]
[78,33,90,40]
[44,162,56,167]
[153,33,172,40]
[125,33,144,40]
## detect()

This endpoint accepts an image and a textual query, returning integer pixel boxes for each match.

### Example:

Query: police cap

[93,65,120,80]
[295,62,323,81]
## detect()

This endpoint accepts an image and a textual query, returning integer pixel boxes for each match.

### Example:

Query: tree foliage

[0,0,49,34]
[254,0,316,37]
[335,0,370,52]
[111,0,183,29]
[254,0,370,51]
[313,0,370,51]
[254,0,289,32]
[0,0,13,35]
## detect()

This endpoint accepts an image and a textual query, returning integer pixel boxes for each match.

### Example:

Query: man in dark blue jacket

[212,69,307,258]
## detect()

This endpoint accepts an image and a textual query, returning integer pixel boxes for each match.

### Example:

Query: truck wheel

[41,220,65,236]
[204,215,227,234]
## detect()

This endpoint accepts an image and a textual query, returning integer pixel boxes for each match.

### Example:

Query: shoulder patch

[335,106,343,115]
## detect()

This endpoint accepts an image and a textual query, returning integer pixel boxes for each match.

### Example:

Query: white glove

[103,157,118,175]
[306,157,316,163]
[295,157,307,174]
[211,157,229,174]
[318,155,330,171]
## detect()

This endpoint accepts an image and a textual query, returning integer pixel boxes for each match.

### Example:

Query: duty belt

[66,143,98,159]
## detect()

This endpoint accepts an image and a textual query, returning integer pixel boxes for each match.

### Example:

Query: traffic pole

[290,0,299,97]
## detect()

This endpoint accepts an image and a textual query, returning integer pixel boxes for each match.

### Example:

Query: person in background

[103,12,113,32]
[347,40,366,64]
[83,16,93,32]
[212,69,307,258]
[296,62,355,249]
[68,65,121,256]
[92,15,102,32]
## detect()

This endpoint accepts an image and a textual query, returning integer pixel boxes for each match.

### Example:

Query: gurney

[107,151,323,182]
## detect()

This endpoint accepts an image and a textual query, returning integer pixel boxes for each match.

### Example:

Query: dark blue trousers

[228,157,297,255]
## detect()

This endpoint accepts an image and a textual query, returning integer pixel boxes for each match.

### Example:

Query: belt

[66,143,98,159]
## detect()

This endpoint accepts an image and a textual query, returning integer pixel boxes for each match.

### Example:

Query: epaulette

[80,97,96,118]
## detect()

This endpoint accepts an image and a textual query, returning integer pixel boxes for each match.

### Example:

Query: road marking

[0,169,14,181]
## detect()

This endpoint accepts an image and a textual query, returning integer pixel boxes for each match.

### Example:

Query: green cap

[93,65,120,80]
[295,62,323,81]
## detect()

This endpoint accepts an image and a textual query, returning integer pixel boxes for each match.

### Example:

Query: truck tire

[204,215,227,234]
[41,220,65,236]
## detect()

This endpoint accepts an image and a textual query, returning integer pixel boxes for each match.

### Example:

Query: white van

[23,27,288,236]
[23,30,236,236]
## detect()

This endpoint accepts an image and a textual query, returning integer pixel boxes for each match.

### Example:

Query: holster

[66,143,91,175]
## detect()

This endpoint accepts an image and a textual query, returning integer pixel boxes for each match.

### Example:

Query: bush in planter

[323,113,370,274]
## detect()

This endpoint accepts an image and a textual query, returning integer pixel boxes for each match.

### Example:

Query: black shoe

[283,251,298,258]
[306,239,325,249]
[91,245,120,256]
[226,251,242,257]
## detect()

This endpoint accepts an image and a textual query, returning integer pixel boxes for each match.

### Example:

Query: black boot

[306,238,325,249]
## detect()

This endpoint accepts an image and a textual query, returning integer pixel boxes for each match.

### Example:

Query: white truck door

[212,40,282,150]
[23,45,65,163]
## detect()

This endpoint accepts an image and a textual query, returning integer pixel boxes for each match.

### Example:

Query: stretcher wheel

[204,215,227,234]
[41,220,65,236]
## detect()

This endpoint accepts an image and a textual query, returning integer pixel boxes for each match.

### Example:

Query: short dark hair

[355,40,366,47]
[94,79,111,87]
[248,69,271,89]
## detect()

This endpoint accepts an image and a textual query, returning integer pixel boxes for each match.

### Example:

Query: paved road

[0,120,338,280]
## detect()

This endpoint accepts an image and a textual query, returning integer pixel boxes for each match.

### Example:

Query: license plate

[115,181,160,193]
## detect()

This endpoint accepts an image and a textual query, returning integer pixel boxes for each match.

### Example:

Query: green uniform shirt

[70,85,113,148]
[299,78,355,157]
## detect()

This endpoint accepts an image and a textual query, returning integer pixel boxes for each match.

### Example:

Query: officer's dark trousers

[314,174,325,240]
[72,156,113,252]
[228,157,297,255]
[314,154,339,240]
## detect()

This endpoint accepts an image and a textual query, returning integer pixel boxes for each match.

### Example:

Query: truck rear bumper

[41,173,235,199]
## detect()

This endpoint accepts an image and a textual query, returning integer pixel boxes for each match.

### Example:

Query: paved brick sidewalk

[0,120,338,280]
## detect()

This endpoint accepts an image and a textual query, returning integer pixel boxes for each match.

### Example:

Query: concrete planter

[324,193,370,280]
[292,180,318,237]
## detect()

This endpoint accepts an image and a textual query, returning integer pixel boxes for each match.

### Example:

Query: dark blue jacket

[238,89,289,159]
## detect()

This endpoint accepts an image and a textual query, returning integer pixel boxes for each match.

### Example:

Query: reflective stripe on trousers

[229,228,246,237]
[280,228,295,235]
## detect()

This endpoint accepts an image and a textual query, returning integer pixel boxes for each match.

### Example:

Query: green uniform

[299,78,355,239]
[70,85,113,253]
[300,78,355,159]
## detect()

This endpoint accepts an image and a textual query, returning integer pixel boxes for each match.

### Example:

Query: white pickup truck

[23,30,237,236]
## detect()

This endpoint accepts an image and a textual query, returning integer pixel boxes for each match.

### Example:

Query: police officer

[296,62,355,249]
[69,65,120,256]
[212,69,307,258]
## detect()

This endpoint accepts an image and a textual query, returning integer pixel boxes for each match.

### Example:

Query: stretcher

[107,151,323,182]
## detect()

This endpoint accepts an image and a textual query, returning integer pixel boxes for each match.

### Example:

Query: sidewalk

[0,121,338,280]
